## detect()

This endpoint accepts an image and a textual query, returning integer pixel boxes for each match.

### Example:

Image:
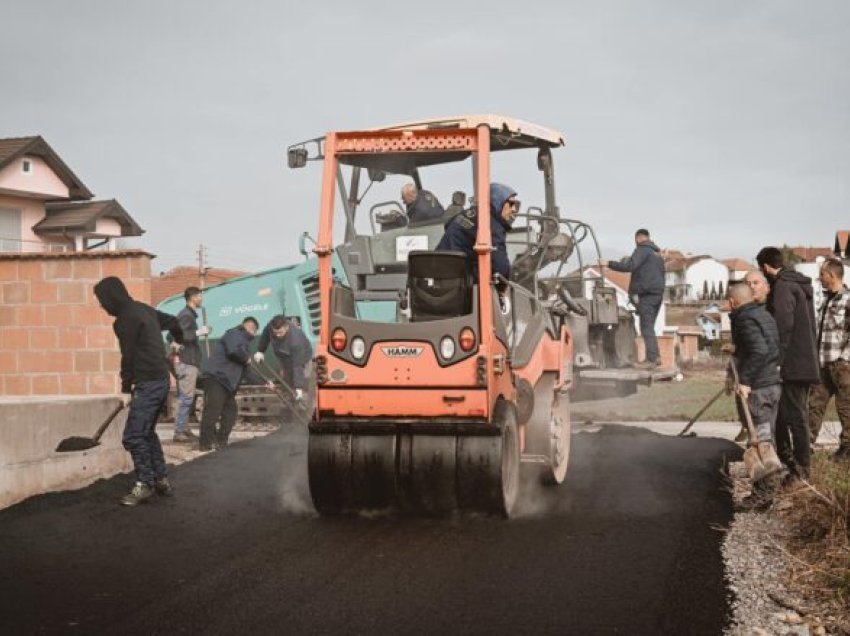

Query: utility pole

[197,244,211,357]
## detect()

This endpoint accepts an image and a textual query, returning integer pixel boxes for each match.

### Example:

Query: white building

[666,256,730,303]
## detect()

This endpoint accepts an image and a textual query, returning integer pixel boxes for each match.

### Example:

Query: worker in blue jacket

[436,182,519,284]
[199,317,259,451]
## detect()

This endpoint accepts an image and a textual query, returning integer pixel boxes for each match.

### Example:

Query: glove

[119,393,132,408]
[295,388,304,401]
[253,351,265,364]
[196,325,211,337]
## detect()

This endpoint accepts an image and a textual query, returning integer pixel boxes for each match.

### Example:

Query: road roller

[288,115,627,516]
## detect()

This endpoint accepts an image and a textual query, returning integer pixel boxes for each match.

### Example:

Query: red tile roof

[789,245,833,262]
[151,265,247,306]
[835,231,850,258]
[721,258,754,272]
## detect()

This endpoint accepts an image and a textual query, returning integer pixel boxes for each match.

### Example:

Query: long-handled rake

[251,361,311,427]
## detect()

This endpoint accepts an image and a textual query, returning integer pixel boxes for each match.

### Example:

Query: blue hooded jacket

[436,182,515,283]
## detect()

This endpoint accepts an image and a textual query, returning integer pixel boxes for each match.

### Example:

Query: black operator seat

[406,250,471,322]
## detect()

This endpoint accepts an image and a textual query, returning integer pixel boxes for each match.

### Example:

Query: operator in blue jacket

[436,182,519,284]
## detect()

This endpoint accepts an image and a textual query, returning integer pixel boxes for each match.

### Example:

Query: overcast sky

[2,0,847,273]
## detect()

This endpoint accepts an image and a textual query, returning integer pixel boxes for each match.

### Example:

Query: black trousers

[775,381,811,476]
[200,379,238,448]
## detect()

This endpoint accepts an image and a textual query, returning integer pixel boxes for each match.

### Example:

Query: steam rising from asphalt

[276,428,316,515]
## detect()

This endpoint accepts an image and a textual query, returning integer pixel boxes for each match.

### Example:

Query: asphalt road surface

[0,425,741,635]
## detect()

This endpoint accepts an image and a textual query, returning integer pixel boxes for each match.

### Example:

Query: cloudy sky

[2,0,847,273]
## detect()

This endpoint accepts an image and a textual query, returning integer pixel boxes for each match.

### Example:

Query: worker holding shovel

[728,283,784,512]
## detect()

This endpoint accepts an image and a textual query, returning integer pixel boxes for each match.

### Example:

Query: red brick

[0,351,18,373]
[45,351,73,373]
[102,259,131,279]
[3,374,31,395]
[58,327,86,349]
[87,327,116,349]
[61,374,87,395]
[3,281,30,304]
[30,327,57,349]
[130,256,151,279]
[44,260,72,280]
[75,351,101,372]
[57,282,85,304]
[88,373,118,394]
[101,350,121,372]
[31,281,58,303]
[18,260,44,279]
[44,305,74,327]
[72,304,107,326]
[0,306,15,327]
[32,374,60,395]
[19,351,49,373]
[0,327,29,349]
[17,305,44,327]
[0,261,19,281]
[73,259,102,280]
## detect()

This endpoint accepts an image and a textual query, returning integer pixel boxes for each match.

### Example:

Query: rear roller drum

[526,372,572,485]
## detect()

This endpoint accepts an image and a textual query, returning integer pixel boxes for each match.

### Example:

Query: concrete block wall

[0,396,132,509]
[0,251,153,396]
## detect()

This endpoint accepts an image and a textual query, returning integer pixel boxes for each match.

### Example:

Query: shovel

[729,360,783,482]
[251,362,311,427]
[55,402,125,453]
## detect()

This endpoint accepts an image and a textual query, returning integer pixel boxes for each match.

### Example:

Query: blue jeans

[637,293,663,363]
[175,363,199,433]
[123,379,170,485]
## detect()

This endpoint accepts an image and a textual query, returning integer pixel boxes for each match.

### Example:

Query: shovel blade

[55,437,101,453]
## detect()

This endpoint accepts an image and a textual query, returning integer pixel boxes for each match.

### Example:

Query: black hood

[93,276,133,317]
[777,269,814,301]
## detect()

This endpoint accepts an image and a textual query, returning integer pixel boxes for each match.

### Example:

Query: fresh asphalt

[0,425,741,635]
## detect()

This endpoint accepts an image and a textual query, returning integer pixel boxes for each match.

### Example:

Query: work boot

[173,431,193,443]
[635,360,659,370]
[121,482,154,506]
[154,477,175,497]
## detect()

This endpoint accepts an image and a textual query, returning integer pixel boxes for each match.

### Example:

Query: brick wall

[0,251,153,396]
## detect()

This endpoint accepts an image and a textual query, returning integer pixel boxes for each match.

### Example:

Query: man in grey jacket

[253,315,313,403]
[172,286,211,443]
[608,229,666,369]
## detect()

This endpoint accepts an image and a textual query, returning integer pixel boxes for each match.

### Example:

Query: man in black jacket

[171,286,212,443]
[198,317,259,451]
[94,276,183,506]
[608,229,666,369]
[757,246,820,479]
[253,315,313,404]
[729,283,782,510]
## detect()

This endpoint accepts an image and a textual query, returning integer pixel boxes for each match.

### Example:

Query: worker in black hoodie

[756,247,820,480]
[93,276,183,506]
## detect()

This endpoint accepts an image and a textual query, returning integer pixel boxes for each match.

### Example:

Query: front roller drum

[308,404,520,516]
[307,433,396,514]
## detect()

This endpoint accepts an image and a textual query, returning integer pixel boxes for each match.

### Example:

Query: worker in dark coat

[729,282,783,511]
[402,183,445,226]
[254,315,313,402]
[607,229,666,369]
[436,182,519,284]
[94,276,183,506]
[199,317,259,451]
[757,246,819,479]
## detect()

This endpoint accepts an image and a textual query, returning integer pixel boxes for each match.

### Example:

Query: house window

[22,159,32,174]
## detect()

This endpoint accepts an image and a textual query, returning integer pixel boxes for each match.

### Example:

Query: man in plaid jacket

[809,258,850,460]
[809,257,850,461]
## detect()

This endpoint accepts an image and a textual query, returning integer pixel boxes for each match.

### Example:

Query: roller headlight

[350,337,366,360]
[439,336,456,360]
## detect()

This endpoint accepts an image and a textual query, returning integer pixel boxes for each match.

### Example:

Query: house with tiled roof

[788,245,833,263]
[835,231,850,260]
[663,253,729,303]
[0,136,142,253]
